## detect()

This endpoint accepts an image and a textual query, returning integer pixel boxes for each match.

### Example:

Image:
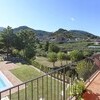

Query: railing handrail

[0,62,75,93]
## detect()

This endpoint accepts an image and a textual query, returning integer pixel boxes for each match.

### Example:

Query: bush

[67,80,85,99]
[19,50,25,58]
[31,60,51,72]
[47,52,57,67]
[76,60,94,80]
[36,49,47,57]
[12,49,19,56]
[69,50,84,62]
[57,52,66,66]
[49,43,60,53]
[83,50,93,57]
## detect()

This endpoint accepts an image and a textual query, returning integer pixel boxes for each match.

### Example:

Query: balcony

[0,64,83,100]
[1,55,100,100]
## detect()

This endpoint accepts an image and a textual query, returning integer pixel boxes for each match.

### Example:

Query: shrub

[47,52,57,67]
[67,80,85,99]
[49,43,60,53]
[12,49,19,56]
[31,60,51,72]
[57,52,66,66]
[76,60,94,80]
[69,50,84,62]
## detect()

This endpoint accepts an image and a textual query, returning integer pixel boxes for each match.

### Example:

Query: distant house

[50,36,68,43]
[94,39,100,45]
[92,53,100,68]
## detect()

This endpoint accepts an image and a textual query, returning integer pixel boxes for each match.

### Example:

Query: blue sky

[0,0,100,36]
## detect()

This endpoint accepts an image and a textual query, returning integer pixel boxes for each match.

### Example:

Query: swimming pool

[0,71,13,91]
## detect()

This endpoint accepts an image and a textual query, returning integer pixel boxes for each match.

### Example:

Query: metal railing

[0,65,77,100]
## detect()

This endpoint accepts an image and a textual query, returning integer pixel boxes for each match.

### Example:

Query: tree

[48,43,59,53]
[76,60,93,80]
[15,29,36,59]
[69,50,83,62]
[43,41,49,51]
[57,52,65,66]
[64,54,70,64]
[47,52,57,67]
[83,50,93,57]
[1,26,16,58]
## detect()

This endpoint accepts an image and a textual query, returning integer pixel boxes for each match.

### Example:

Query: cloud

[70,17,75,21]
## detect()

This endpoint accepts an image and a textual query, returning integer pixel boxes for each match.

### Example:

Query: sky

[0,0,100,36]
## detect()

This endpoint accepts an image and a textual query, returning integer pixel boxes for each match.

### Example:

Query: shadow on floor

[82,89,100,100]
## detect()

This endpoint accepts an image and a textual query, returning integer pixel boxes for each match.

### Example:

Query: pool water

[0,71,13,91]
[0,77,6,88]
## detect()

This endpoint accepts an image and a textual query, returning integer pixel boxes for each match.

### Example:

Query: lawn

[11,63,43,82]
[35,56,70,68]
[10,63,63,100]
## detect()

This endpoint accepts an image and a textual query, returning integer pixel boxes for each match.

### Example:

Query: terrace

[0,61,80,100]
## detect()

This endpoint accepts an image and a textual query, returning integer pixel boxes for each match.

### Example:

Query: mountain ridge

[0,26,99,42]
[0,27,5,31]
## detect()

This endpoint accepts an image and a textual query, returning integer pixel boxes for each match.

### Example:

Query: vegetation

[0,26,36,60]
[57,52,66,66]
[31,60,51,72]
[1,26,16,58]
[48,43,59,53]
[10,63,62,100]
[67,79,85,99]
[43,41,49,51]
[34,56,67,68]
[69,50,84,62]
[11,63,43,81]
[47,52,57,67]
[57,42,92,51]
[76,60,94,80]
[15,29,36,59]
[0,25,99,99]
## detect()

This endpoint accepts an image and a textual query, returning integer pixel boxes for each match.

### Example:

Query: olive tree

[57,52,66,66]
[48,43,59,53]
[69,50,83,62]
[76,60,93,80]
[47,52,57,67]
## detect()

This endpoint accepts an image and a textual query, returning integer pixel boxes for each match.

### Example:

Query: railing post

[63,68,65,100]
[0,92,1,100]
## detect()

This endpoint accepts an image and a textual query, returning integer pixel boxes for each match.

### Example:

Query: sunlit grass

[10,63,63,100]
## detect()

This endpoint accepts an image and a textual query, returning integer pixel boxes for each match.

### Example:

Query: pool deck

[0,61,24,97]
[0,61,22,86]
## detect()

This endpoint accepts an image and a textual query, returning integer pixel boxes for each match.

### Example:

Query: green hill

[0,26,99,42]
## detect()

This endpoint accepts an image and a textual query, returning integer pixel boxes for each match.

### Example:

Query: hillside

[13,26,51,36]
[69,30,97,38]
[0,27,4,32]
[0,26,99,42]
[49,28,98,43]
[51,28,98,39]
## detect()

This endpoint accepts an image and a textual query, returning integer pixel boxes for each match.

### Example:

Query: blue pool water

[0,71,13,91]
[0,77,6,88]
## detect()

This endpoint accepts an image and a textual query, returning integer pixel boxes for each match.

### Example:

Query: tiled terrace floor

[83,70,100,100]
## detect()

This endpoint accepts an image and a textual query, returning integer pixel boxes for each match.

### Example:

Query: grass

[10,63,63,100]
[11,63,43,82]
[35,56,70,68]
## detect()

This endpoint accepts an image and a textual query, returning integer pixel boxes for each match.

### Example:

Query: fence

[0,65,78,100]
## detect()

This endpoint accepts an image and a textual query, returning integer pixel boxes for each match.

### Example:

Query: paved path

[0,61,24,98]
[0,61,22,86]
